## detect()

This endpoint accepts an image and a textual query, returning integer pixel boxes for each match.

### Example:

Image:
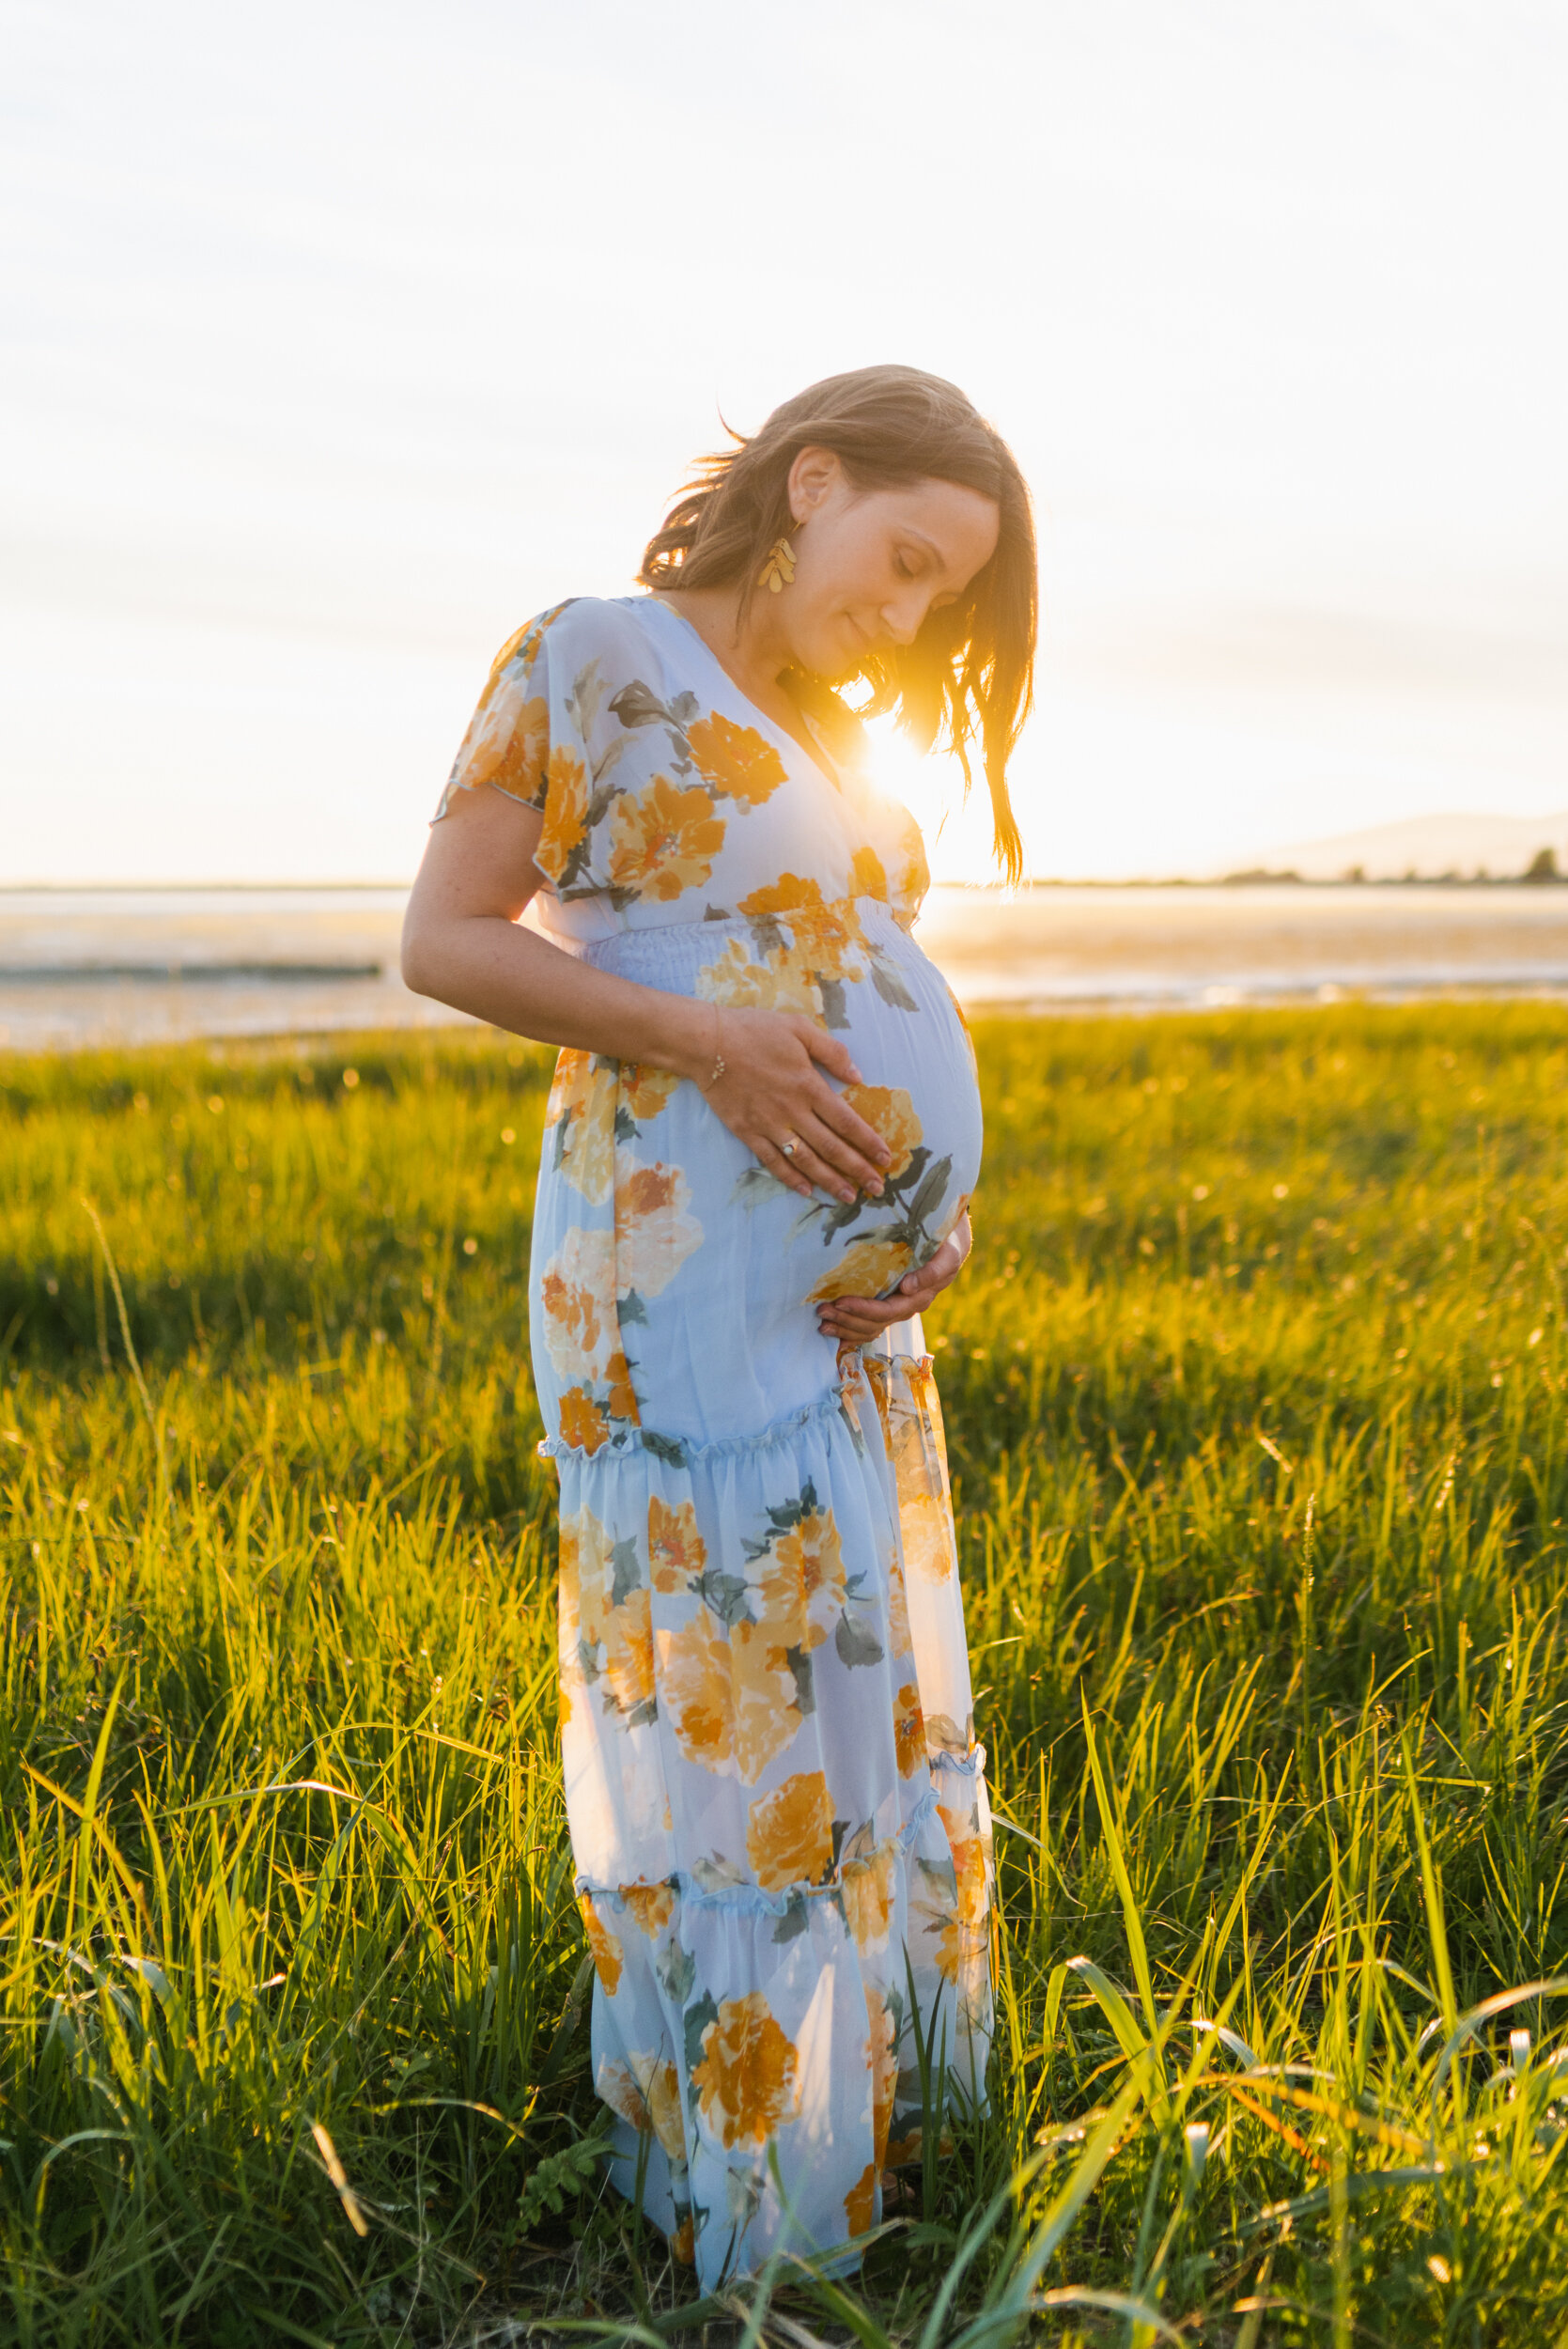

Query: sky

[4,0,1567,883]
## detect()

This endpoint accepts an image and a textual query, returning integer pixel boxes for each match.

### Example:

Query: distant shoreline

[4,874,1565,896]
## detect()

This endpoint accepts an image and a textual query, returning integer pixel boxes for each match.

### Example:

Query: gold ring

[780,1136,799,1159]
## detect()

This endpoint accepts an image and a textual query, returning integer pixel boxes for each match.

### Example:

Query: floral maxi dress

[435,596,993,2288]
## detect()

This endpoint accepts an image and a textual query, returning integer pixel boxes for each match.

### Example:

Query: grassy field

[2,1000,1566,2347]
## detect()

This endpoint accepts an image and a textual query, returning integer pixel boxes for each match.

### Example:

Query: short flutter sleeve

[432,605,569,825]
[432,599,675,911]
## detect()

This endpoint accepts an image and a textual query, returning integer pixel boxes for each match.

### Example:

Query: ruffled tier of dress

[545,1339,993,2286]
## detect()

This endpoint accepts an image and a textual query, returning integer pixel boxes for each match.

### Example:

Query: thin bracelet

[696,1003,726,1093]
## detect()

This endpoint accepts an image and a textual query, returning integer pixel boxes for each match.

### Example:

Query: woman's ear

[787,444,842,520]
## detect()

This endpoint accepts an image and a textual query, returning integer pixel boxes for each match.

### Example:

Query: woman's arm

[400,786,893,1207]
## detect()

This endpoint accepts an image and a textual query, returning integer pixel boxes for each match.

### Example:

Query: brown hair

[638,365,1036,881]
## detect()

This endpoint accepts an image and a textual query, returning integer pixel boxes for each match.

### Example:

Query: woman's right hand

[698,1008,892,1205]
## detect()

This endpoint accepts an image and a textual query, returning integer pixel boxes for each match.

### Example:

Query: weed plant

[2,1003,1566,2346]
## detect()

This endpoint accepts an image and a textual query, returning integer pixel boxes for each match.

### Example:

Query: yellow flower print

[656,1611,736,1774]
[900,1487,955,1585]
[604,1586,655,1717]
[559,1503,613,1657]
[614,1162,704,1299]
[696,937,822,1019]
[598,2056,650,2133]
[557,1385,610,1455]
[607,775,726,900]
[546,1047,595,1130]
[545,1050,615,1203]
[838,1083,922,1179]
[599,2049,685,2157]
[648,1495,706,1593]
[621,1063,679,1122]
[757,1510,846,1653]
[536,746,590,882]
[744,1769,836,1893]
[893,807,930,925]
[629,2051,687,2161]
[730,1619,804,1781]
[538,1228,618,1386]
[938,1798,989,1928]
[809,1237,914,1305]
[578,1892,624,1994]
[862,1355,894,1447]
[849,844,888,901]
[893,1681,924,1777]
[686,711,787,806]
[844,2162,877,2235]
[738,877,867,975]
[841,1840,895,1951]
[620,1881,676,1937]
[605,1348,641,1423]
[865,1980,897,2167]
[692,1991,800,2149]
[886,1548,911,1662]
[457,683,550,804]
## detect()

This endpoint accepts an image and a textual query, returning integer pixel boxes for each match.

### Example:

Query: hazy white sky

[5,0,1567,881]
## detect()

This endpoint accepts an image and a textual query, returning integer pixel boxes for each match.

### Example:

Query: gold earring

[758,528,798,593]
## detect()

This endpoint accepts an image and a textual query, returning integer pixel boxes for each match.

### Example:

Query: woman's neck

[652,586,796,721]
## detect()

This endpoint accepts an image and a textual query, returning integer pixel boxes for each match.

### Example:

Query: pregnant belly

[790,938,983,1306]
[556,904,983,1438]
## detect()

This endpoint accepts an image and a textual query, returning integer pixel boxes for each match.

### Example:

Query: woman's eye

[894,554,915,580]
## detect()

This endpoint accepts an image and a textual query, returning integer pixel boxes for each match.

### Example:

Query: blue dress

[435,594,992,2288]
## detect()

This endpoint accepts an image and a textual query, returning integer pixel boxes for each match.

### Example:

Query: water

[2,882,1566,1052]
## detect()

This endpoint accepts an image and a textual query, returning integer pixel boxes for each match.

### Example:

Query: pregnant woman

[401,366,1036,2289]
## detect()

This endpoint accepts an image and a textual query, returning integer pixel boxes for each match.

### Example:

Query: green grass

[2,1001,1566,2346]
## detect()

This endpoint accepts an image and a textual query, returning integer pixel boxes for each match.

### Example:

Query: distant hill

[1221,810,1568,881]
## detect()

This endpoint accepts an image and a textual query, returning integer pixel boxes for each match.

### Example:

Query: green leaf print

[771,1893,809,1946]
[657,1936,696,2005]
[613,1104,638,1144]
[683,1989,720,2079]
[834,1611,885,1671]
[641,1430,689,1468]
[781,1641,815,1716]
[609,1537,642,1608]
[607,678,668,730]
[747,1482,821,1549]
[567,656,612,737]
[693,1566,753,1627]
[743,911,786,959]
[617,1289,649,1327]
[906,1155,954,1232]
[868,950,919,1012]
[731,1164,792,1209]
[887,1144,932,1200]
[816,975,849,1030]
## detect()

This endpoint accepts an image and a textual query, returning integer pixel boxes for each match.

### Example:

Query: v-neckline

[641,596,846,800]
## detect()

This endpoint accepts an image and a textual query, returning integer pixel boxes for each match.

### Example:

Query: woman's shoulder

[518,594,668,676]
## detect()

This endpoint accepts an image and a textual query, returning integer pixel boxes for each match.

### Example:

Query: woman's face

[776,449,1000,679]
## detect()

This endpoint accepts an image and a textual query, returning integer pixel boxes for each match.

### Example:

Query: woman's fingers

[751,1135,815,1200]
[789,1103,890,1198]
[798,1022,863,1086]
[773,1128,859,1206]
[805,1081,892,1190]
[816,1227,972,1338]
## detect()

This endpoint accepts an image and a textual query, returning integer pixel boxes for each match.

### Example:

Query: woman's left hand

[815,1213,973,1346]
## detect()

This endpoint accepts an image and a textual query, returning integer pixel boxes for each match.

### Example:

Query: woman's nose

[879,594,926,647]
